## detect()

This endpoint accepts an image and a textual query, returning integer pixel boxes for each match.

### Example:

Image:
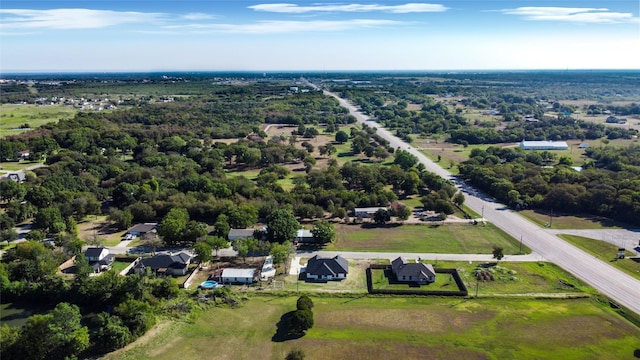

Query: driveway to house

[306,79,640,315]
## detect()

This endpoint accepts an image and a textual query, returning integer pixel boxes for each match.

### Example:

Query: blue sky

[1,1,638,72]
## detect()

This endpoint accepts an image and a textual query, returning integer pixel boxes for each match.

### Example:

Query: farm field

[104,295,640,360]
[328,223,529,254]
[0,104,77,137]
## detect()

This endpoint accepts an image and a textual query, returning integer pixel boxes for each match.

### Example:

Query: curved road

[308,80,640,315]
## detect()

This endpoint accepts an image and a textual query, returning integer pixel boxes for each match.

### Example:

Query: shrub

[296,295,314,311]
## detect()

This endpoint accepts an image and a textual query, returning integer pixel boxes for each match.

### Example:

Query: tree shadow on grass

[272,311,304,342]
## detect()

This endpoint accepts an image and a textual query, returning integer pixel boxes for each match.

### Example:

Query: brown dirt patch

[77,219,122,242]
[292,339,488,360]
[316,307,492,334]
[505,314,636,347]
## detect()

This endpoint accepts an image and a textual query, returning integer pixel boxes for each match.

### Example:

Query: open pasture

[105,295,640,360]
[328,223,528,254]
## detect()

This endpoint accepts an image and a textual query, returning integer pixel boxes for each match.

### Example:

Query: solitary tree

[158,208,189,245]
[270,242,293,273]
[311,221,335,244]
[193,242,212,265]
[492,246,504,261]
[267,209,299,243]
[206,236,229,257]
[373,208,391,225]
[289,309,314,335]
[335,130,349,144]
[296,295,314,311]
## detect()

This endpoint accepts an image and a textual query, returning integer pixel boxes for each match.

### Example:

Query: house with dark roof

[305,255,348,281]
[132,252,192,276]
[125,223,158,239]
[391,257,435,285]
[84,247,114,273]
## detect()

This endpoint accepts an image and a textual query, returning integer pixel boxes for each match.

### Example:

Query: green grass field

[559,235,640,280]
[279,260,369,293]
[451,261,594,296]
[328,223,530,254]
[519,210,626,230]
[105,295,640,360]
[371,268,458,291]
[0,104,77,137]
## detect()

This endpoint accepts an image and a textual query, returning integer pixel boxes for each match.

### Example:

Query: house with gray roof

[305,255,348,281]
[125,223,158,239]
[84,247,114,273]
[227,228,256,241]
[132,252,192,276]
[391,257,435,285]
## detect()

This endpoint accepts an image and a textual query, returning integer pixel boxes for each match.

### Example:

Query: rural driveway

[309,79,640,315]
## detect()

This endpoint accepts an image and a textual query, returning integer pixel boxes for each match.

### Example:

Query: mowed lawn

[328,223,528,254]
[106,296,640,360]
[519,210,626,230]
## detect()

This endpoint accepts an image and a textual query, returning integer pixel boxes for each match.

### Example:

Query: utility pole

[519,235,523,254]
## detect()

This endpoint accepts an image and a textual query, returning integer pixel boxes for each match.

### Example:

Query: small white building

[354,207,387,218]
[260,256,276,281]
[295,229,315,244]
[519,140,568,150]
[221,268,258,284]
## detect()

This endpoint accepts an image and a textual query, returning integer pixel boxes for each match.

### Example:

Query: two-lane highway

[311,81,640,315]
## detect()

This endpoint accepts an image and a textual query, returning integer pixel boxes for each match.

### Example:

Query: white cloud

[180,13,216,21]
[249,3,448,14]
[500,7,637,24]
[0,8,165,30]
[164,19,403,34]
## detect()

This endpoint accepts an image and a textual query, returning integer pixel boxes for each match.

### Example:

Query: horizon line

[2,68,639,76]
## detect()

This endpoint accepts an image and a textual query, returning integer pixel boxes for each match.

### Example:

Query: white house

[519,140,568,150]
[221,268,258,284]
[305,255,348,281]
[84,247,114,273]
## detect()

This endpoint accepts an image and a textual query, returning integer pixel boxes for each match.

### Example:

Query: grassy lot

[0,104,77,137]
[77,217,125,246]
[106,295,640,360]
[328,223,529,254]
[559,235,640,280]
[371,268,458,291]
[519,210,626,230]
[450,261,594,296]
[110,259,135,274]
[278,260,369,293]
[0,161,43,172]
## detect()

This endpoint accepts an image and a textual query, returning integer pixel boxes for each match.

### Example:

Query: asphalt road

[313,82,640,315]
